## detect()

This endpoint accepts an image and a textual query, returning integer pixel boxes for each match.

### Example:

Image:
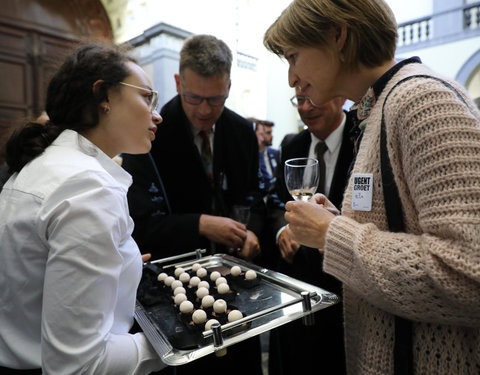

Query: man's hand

[278,225,300,264]
[237,230,261,261]
[199,214,247,249]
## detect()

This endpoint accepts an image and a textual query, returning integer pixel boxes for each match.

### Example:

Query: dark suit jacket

[122,95,263,259]
[268,110,354,375]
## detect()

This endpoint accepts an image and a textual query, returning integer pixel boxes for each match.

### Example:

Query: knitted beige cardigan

[324,63,480,374]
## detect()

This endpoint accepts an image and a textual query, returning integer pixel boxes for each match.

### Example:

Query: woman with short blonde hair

[265,1,480,374]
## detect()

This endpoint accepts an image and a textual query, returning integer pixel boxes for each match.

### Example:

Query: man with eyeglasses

[122,34,263,375]
[267,87,355,375]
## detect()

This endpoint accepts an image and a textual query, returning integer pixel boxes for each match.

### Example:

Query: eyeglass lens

[182,93,226,107]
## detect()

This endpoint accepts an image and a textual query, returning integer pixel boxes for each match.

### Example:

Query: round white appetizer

[173,286,186,296]
[228,310,243,322]
[164,276,175,287]
[196,286,209,299]
[192,309,207,324]
[191,263,202,272]
[198,280,210,289]
[189,276,201,287]
[201,295,215,309]
[230,266,241,277]
[171,280,183,291]
[174,293,187,306]
[179,272,191,283]
[205,319,220,331]
[179,300,194,314]
[213,299,227,314]
[174,267,185,278]
[217,283,230,294]
[215,277,227,286]
[196,267,208,278]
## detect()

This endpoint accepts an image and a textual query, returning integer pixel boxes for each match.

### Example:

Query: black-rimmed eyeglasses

[119,82,159,112]
[290,95,318,108]
[181,90,228,107]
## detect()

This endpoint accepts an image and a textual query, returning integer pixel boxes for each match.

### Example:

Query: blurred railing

[397,1,480,48]
[464,2,480,30]
[398,16,433,47]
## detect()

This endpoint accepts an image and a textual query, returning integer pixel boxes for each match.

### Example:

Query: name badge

[352,173,373,211]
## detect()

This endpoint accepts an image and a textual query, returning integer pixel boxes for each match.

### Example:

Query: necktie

[199,130,214,188]
[315,140,328,194]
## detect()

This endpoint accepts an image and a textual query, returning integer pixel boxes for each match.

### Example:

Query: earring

[103,106,110,114]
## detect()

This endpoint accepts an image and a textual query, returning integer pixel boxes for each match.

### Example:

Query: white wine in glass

[284,157,319,201]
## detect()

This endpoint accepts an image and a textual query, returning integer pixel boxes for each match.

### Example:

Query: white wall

[396,36,480,80]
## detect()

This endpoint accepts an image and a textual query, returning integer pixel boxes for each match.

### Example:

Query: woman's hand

[284,194,338,250]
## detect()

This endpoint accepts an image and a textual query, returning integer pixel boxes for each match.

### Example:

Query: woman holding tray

[264,0,480,374]
[0,43,165,374]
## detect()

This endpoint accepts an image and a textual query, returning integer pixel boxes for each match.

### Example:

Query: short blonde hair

[264,0,397,71]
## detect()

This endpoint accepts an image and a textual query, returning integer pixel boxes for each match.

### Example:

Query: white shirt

[0,130,164,374]
[308,113,346,197]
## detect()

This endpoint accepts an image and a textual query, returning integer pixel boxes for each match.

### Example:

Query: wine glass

[229,204,251,255]
[284,157,319,201]
[231,204,251,225]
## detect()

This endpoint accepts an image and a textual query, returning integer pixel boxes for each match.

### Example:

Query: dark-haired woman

[0,43,164,374]
[264,0,480,374]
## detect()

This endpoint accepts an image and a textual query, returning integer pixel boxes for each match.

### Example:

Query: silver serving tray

[135,250,338,366]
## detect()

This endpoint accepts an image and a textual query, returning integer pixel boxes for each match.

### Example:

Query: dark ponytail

[5,43,135,173]
[6,121,62,173]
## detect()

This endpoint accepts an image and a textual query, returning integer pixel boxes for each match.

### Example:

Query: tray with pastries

[135,250,338,366]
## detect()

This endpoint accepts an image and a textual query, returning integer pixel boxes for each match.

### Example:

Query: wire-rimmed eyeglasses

[290,95,318,108]
[119,82,159,112]
[181,90,228,107]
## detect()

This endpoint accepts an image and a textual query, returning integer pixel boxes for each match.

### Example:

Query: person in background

[268,88,354,375]
[122,34,263,375]
[262,119,275,148]
[0,43,164,374]
[264,0,480,374]
[249,118,279,196]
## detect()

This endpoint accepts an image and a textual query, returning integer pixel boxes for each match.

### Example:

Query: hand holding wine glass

[231,204,251,226]
[229,204,251,255]
[284,157,320,201]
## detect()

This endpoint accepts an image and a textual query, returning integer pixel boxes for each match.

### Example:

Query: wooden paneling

[0,0,113,162]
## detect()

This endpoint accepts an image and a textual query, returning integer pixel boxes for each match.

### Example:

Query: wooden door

[0,0,112,163]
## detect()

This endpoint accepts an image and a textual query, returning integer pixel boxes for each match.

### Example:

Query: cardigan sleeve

[324,76,480,326]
